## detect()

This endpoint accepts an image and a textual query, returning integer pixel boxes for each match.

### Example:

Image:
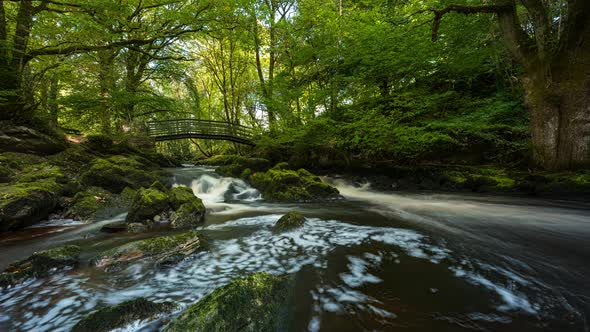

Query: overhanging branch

[427,4,512,41]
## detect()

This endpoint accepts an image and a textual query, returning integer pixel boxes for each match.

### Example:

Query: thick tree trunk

[525,66,590,170]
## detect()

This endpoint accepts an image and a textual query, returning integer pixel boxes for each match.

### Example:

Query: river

[0,166,589,331]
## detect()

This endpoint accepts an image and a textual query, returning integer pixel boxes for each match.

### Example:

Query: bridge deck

[147,119,255,146]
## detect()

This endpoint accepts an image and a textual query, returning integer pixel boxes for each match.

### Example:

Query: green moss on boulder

[0,179,64,232]
[250,164,340,202]
[169,186,206,229]
[202,155,271,178]
[80,156,166,193]
[164,272,294,332]
[0,245,80,288]
[94,231,208,272]
[67,187,112,222]
[273,212,305,233]
[72,297,177,332]
[126,186,170,225]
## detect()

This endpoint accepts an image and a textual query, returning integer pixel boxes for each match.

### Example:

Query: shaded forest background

[2,0,576,169]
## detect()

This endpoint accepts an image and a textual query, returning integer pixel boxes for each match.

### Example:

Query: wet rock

[169,186,205,229]
[94,231,208,272]
[126,183,170,225]
[71,297,177,332]
[66,187,112,222]
[127,222,149,233]
[164,272,294,332]
[0,245,80,288]
[0,179,63,232]
[273,212,305,233]
[100,221,128,233]
[126,184,206,230]
[250,163,340,202]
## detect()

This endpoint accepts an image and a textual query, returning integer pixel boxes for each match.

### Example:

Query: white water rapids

[0,167,588,332]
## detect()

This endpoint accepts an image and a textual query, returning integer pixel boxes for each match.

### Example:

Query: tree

[424,0,590,170]
[0,0,209,123]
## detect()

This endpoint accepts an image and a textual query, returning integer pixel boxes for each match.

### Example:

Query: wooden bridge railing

[146,119,255,145]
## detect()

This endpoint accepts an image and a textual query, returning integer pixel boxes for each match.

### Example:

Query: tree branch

[427,4,512,42]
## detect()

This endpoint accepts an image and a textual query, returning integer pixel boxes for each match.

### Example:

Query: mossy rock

[0,245,80,288]
[168,186,206,229]
[72,297,177,332]
[202,155,271,178]
[80,156,166,193]
[250,164,340,202]
[164,272,294,332]
[0,179,64,232]
[19,164,67,184]
[0,164,14,182]
[126,186,170,225]
[273,212,305,233]
[94,231,208,272]
[67,187,112,222]
[170,201,206,229]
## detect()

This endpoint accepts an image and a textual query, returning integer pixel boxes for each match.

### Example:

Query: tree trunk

[47,75,59,127]
[525,64,590,170]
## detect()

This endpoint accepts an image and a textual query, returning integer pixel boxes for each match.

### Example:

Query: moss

[250,164,340,202]
[126,186,170,224]
[0,179,63,232]
[0,245,80,288]
[72,297,177,332]
[203,155,271,178]
[80,156,165,193]
[240,168,252,180]
[0,164,14,182]
[170,200,206,229]
[20,164,66,183]
[68,187,112,222]
[273,212,305,233]
[164,272,294,332]
[95,231,208,271]
[0,152,45,171]
[169,186,195,209]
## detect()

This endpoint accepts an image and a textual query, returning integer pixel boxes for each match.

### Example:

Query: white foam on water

[0,214,546,331]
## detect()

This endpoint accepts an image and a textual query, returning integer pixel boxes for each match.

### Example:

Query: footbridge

[147,119,255,146]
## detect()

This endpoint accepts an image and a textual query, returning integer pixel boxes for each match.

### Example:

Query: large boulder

[0,179,63,232]
[164,272,294,332]
[126,184,171,225]
[250,163,340,202]
[94,231,208,272]
[126,184,205,229]
[273,212,305,233]
[0,121,66,155]
[72,297,177,332]
[0,245,80,288]
[169,186,206,229]
[80,156,167,193]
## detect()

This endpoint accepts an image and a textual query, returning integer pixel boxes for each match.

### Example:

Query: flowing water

[1,166,589,332]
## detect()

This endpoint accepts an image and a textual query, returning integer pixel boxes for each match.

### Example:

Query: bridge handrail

[146,119,255,144]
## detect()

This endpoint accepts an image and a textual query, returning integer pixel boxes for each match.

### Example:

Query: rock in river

[94,231,208,272]
[71,297,177,332]
[273,212,306,233]
[0,245,80,288]
[164,272,294,332]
